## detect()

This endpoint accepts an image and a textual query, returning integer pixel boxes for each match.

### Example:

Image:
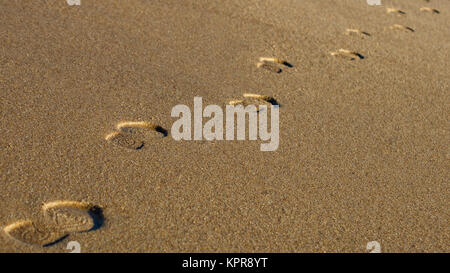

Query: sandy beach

[0,0,448,252]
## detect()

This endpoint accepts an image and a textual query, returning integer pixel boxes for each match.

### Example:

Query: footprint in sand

[3,201,103,247]
[3,220,68,247]
[346,28,371,37]
[330,49,364,60]
[386,8,406,16]
[388,24,415,32]
[228,93,279,111]
[256,57,293,73]
[105,121,168,150]
[256,62,282,73]
[42,200,103,233]
[420,7,440,14]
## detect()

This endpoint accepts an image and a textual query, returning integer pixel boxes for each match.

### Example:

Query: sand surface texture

[0,0,449,252]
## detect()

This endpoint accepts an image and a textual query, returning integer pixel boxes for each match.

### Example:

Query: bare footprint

[386,8,406,16]
[42,201,103,233]
[346,29,371,37]
[3,220,68,247]
[420,7,440,14]
[330,49,364,60]
[389,24,415,32]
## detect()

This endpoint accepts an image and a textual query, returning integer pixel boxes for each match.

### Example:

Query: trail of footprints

[331,5,440,61]
[5,126,166,247]
[3,0,443,251]
[3,201,103,247]
[105,121,168,150]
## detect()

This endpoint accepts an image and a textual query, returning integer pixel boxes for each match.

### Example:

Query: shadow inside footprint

[43,234,70,248]
[87,206,104,232]
[355,53,365,60]
[154,125,168,137]
[136,143,145,150]
[281,61,293,68]
[266,97,280,106]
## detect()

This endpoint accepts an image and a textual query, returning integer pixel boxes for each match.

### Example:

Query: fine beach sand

[0,0,449,252]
